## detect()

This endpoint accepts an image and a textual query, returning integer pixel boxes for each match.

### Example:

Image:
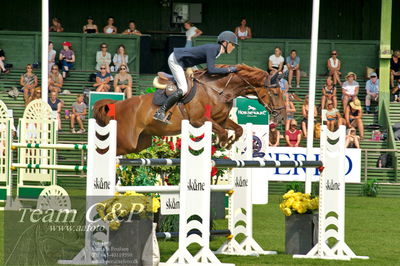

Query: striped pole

[116,184,233,193]
[12,143,87,150]
[117,158,323,169]
[156,230,231,240]
[11,163,87,172]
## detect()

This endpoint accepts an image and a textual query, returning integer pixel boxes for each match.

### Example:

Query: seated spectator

[268,47,284,75]
[48,91,63,130]
[49,17,64,32]
[327,50,341,86]
[184,21,203,48]
[285,119,302,147]
[390,50,400,88]
[48,41,56,73]
[114,65,133,98]
[286,50,300,88]
[392,83,400,102]
[235,18,252,40]
[112,45,129,72]
[342,72,359,111]
[0,48,9,74]
[59,41,75,78]
[345,98,364,139]
[96,43,111,72]
[70,94,87,134]
[94,65,112,92]
[345,127,360,149]
[122,21,142,36]
[26,87,42,106]
[301,95,317,138]
[279,72,289,99]
[365,72,379,113]
[83,16,98,33]
[269,123,280,147]
[321,76,337,109]
[20,64,38,103]
[48,65,63,94]
[285,95,296,130]
[325,100,344,132]
[103,16,117,34]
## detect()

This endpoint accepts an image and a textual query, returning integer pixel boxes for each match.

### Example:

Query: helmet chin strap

[222,42,229,54]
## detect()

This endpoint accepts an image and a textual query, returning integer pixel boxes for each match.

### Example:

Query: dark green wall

[0,0,384,41]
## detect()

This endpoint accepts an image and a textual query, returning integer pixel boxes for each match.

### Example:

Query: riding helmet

[217,31,239,46]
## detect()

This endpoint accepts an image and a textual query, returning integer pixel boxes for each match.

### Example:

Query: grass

[1,194,400,265]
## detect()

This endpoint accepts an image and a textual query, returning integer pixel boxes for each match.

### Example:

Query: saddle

[153,68,195,96]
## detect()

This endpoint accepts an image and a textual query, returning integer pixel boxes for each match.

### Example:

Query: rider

[153,31,239,123]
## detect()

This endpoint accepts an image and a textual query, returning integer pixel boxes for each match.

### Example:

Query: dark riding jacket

[173,44,237,74]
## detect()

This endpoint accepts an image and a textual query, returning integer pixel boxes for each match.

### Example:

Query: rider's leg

[154,53,188,123]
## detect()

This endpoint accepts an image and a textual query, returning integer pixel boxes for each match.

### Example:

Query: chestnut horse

[93,64,285,155]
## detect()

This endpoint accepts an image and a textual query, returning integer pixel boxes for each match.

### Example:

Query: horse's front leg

[224,118,243,142]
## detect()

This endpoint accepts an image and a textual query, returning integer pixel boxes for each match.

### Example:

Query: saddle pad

[152,81,197,106]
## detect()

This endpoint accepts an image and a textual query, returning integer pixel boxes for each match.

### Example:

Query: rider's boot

[153,89,183,124]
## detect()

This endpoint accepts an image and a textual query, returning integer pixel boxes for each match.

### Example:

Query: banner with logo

[254,147,361,183]
[235,97,269,125]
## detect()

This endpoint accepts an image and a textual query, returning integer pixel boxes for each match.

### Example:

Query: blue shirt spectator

[286,55,300,68]
[279,78,289,94]
[365,78,379,94]
[365,72,379,113]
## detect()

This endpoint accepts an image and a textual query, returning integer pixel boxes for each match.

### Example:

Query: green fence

[0,31,140,72]
[194,37,379,79]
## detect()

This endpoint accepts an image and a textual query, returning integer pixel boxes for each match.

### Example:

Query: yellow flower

[151,197,161,213]
[283,190,295,199]
[283,207,292,216]
[285,197,295,208]
[109,220,121,231]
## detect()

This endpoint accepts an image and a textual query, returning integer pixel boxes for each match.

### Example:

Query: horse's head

[234,64,286,125]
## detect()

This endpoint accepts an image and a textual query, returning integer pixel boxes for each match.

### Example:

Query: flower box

[285,213,318,255]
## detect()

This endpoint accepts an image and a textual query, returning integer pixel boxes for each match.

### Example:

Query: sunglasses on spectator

[100,67,106,69]
[371,76,377,78]
[331,53,337,55]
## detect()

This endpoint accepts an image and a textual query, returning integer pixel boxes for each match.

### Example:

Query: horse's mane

[198,64,267,87]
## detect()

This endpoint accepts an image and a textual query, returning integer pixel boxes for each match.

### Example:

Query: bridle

[232,72,286,117]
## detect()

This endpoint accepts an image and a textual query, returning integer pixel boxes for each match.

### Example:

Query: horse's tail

[92,99,118,126]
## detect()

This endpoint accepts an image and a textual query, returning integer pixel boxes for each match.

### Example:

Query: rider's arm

[206,48,237,74]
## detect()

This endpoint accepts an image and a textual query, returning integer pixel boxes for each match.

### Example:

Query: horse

[93,64,286,155]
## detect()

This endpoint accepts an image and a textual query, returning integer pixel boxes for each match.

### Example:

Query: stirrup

[153,110,172,124]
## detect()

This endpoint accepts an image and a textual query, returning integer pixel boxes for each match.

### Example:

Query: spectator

[327,50,341,86]
[390,50,400,88]
[345,127,360,149]
[342,72,359,111]
[0,48,9,74]
[365,72,379,113]
[26,87,42,106]
[286,50,300,88]
[49,17,64,32]
[345,98,364,139]
[392,83,400,102]
[48,41,56,73]
[94,65,112,92]
[301,95,317,138]
[96,43,111,72]
[285,119,302,147]
[321,76,337,109]
[114,64,133,98]
[285,95,296,131]
[20,64,38,103]
[278,72,289,99]
[71,94,87,134]
[183,21,202,48]
[48,91,63,130]
[235,18,252,40]
[59,41,75,79]
[48,65,63,94]
[83,16,98,34]
[325,100,344,132]
[122,21,142,36]
[103,16,117,34]
[112,44,129,72]
[268,47,284,75]
[269,123,280,147]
